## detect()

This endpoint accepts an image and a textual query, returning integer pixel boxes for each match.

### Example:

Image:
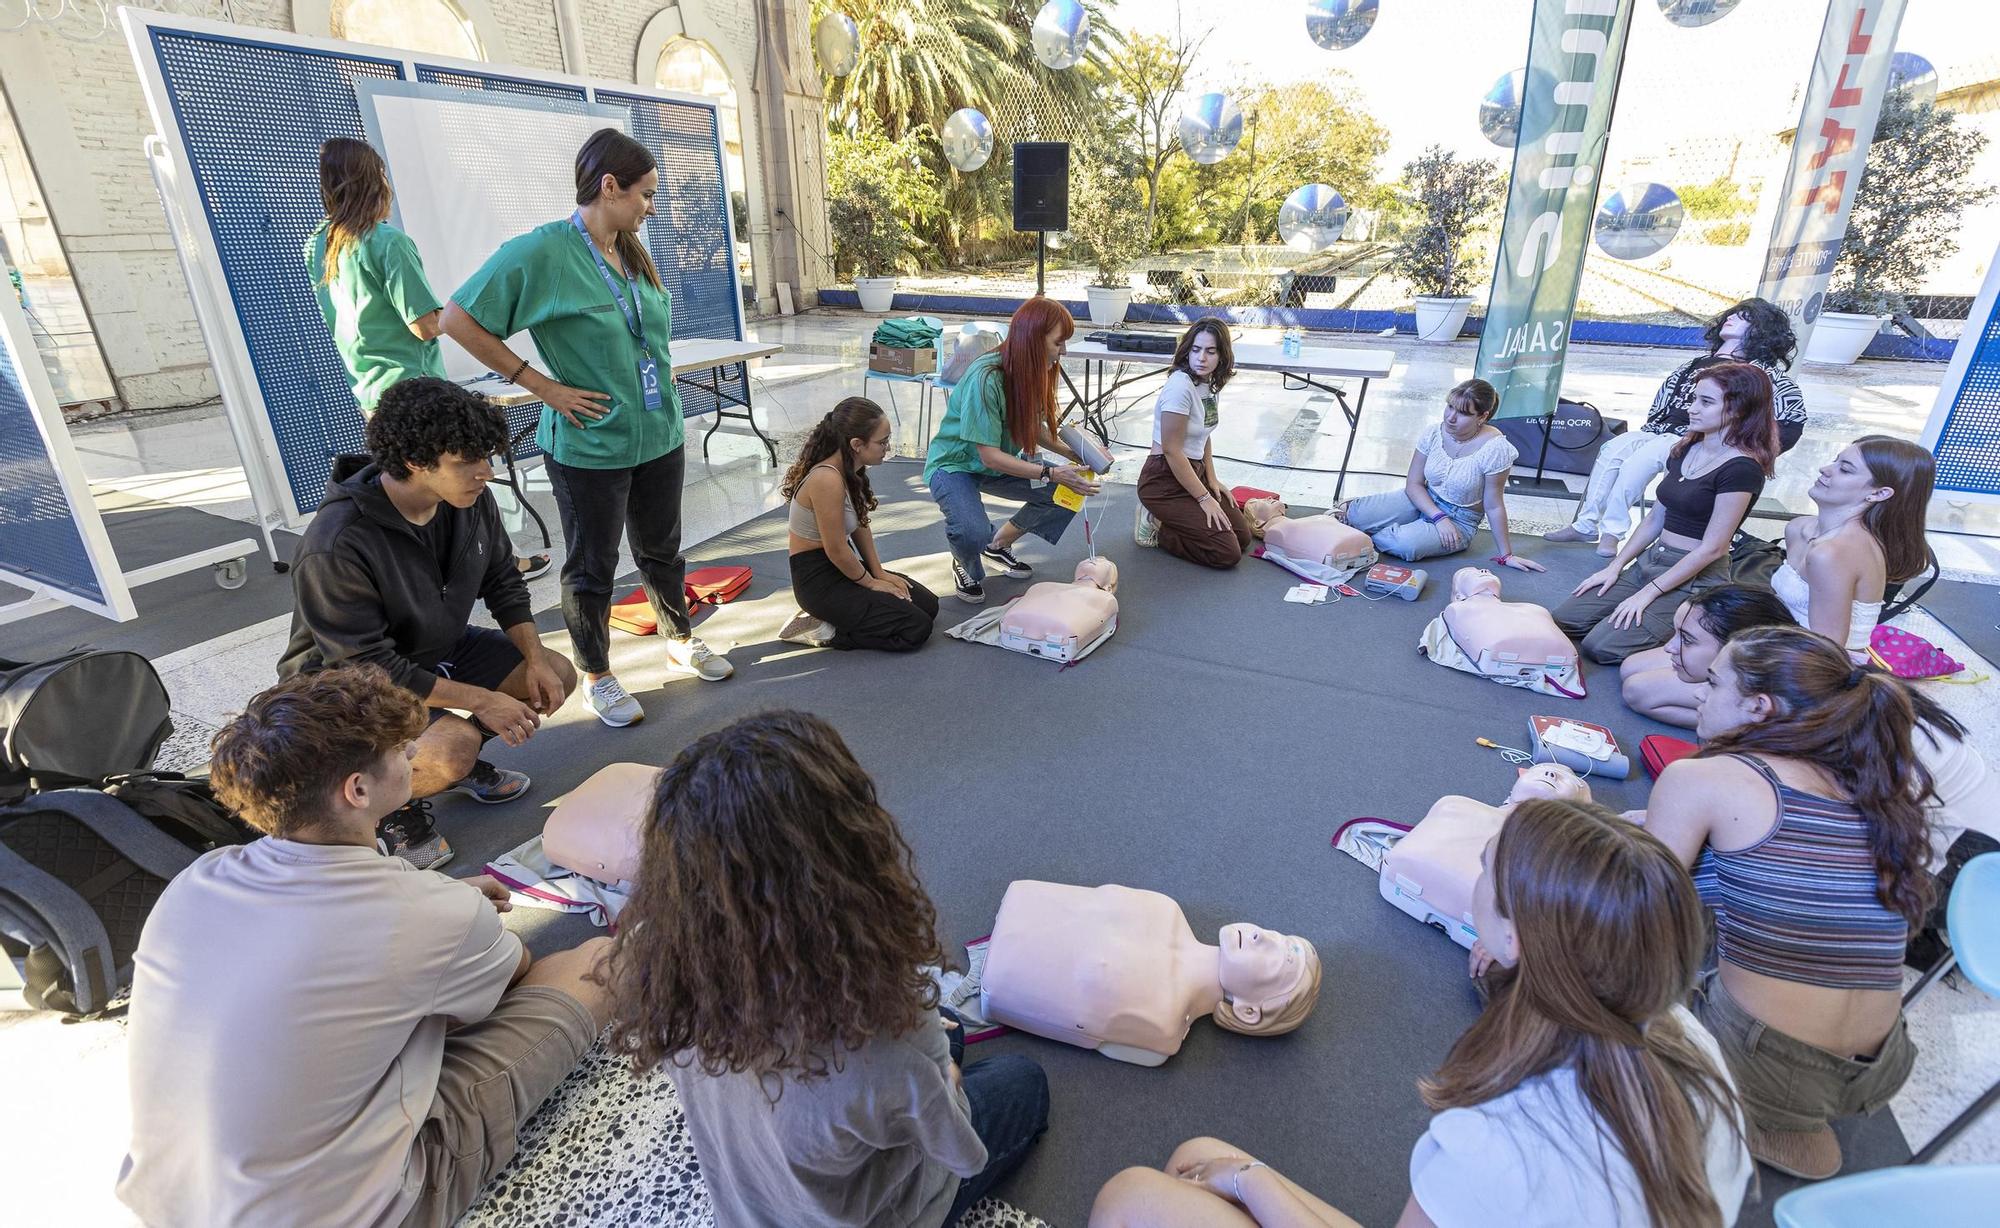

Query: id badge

[1201,395,1219,428]
[638,355,663,412]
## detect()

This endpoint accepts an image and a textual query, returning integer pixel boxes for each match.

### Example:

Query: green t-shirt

[452,220,682,470]
[304,222,446,413]
[924,351,1015,482]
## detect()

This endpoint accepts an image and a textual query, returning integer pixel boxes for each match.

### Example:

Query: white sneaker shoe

[779,610,836,647]
[586,675,644,727]
[664,634,734,681]
[1135,504,1161,548]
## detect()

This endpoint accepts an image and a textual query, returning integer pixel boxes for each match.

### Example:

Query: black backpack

[106,772,263,851]
[0,789,198,1017]
[0,651,174,801]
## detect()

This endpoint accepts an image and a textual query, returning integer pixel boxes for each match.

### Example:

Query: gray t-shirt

[668,1011,987,1228]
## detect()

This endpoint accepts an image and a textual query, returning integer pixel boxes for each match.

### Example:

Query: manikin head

[1214,924,1322,1036]
[1074,557,1119,592]
[1450,566,1503,601]
[1243,496,1291,527]
[1505,762,1592,806]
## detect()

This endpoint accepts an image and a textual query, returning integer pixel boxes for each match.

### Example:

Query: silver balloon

[1278,184,1350,253]
[1178,92,1244,166]
[1304,0,1377,50]
[941,108,995,173]
[1889,52,1938,107]
[1031,0,1092,72]
[1479,69,1526,148]
[813,13,859,77]
[1657,0,1741,28]
[1593,183,1685,260]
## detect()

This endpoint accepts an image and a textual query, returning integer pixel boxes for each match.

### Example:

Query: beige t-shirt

[116,839,522,1228]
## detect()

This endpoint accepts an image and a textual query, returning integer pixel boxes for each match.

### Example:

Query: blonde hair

[1213,937,1323,1037]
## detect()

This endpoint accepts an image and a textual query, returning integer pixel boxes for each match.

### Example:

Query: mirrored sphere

[1032,0,1092,71]
[813,13,859,77]
[941,108,995,173]
[1479,69,1527,147]
[1178,92,1244,165]
[1278,184,1350,253]
[1593,183,1685,260]
[1889,51,1938,107]
[1657,0,1741,28]
[1305,0,1378,50]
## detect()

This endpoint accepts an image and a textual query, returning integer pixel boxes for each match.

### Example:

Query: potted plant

[1804,89,1995,365]
[830,177,912,312]
[1387,146,1504,341]
[1065,131,1151,325]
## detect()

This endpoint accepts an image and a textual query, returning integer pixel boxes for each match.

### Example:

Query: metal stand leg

[1912,1078,2000,1163]
[1904,951,1957,1010]
[1333,377,1370,501]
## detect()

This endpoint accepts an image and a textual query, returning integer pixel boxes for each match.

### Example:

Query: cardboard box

[868,343,937,377]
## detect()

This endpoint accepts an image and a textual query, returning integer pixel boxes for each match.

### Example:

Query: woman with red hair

[923,298,1101,603]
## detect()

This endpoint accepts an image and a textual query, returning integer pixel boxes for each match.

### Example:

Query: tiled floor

[4,309,1997,1225]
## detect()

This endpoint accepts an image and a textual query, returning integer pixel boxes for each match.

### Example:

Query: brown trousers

[1138,454,1253,569]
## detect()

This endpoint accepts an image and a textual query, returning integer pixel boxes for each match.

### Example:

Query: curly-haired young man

[117,666,610,1228]
[279,376,576,867]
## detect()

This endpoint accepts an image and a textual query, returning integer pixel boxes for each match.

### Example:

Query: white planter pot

[1413,296,1474,342]
[854,277,898,313]
[1802,311,1886,365]
[1085,285,1134,326]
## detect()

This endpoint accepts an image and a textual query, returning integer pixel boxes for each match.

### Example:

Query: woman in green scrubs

[307,138,548,578]
[443,128,733,730]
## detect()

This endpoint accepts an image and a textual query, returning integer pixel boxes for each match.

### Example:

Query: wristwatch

[1039,459,1054,481]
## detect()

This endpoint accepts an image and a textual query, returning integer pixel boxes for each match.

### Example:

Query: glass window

[334,0,483,61]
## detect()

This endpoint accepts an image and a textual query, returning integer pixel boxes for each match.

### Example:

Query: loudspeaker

[1012,142,1069,232]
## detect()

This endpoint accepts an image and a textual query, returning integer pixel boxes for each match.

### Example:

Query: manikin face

[1185,329,1221,379]
[1506,762,1590,805]
[1442,398,1490,443]
[1216,923,1310,1024]
[1665,601,1724,685]
[1451,566,1503,600]
[850,417,893,468]
[1074,557,1118,592]
[1686,379,1729,436]
[1243,497,1288,526]
[1694,646,1771,741]
[597,169,660,234]
[1470,838,1519,968]
[415,451,496,509]
[1810,444,1891,512]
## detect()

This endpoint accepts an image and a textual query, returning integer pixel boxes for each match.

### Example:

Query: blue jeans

[927,469,1078,582]
[1342,486,1483,562]
[942,1009,1049,1225]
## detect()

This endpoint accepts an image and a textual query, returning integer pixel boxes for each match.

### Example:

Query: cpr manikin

[541,762,658,887]
[1379,763,1591,948]
[1244,497,1377,582]
[1419,566,1585,698]
[978,881,1322,1066]
[996,557,1120,663]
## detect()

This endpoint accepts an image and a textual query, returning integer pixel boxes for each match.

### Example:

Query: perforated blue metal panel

[150,29,404,516]
[1932,296,2000,496]
[0,315,104,602]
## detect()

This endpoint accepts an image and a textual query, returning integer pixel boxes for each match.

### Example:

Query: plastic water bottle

[1283,328,1302,359]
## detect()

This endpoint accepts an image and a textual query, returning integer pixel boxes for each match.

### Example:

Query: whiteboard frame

[1919,238,2000,505]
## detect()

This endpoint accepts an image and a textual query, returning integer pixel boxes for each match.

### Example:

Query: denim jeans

[941,1009,1050,1225]
[1342,485,1483,562]
[545,449,689,675]
[926,469,1077,583]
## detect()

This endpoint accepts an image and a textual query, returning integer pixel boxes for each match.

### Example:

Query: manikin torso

[1441,567,1578,666]
[541,762,659,886]
[1000,558,1120,656]
[1245,498,1375,570]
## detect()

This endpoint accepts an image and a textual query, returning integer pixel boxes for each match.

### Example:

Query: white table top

[1065,337,1395,380]
[467,337,784,405]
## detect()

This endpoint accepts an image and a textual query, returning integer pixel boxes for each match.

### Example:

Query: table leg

[1335,377,1369,501]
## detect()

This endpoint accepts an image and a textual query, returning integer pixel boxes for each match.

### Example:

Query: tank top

[1771,561,1882,654]
[787,463,859,545]
[1694,754,1909,992]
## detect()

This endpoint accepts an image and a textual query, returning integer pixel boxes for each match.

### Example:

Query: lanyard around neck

[570,211,646,351]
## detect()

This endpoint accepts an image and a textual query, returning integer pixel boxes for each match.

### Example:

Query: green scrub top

[452,220,682,470]
[304,222,446,414]
[923,351,1015,482]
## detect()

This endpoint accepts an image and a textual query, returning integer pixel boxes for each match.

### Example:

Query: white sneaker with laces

[664,634,734,681]
[779,610,836,647]
[587,675,644,726]
[1135,504,1161,548]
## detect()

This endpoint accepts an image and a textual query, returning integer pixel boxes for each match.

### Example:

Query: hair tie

[1846,666,1867,688]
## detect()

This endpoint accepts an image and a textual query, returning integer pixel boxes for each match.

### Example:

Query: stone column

[751,0,830,305]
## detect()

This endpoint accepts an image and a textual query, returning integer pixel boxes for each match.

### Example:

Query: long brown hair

[1671,361,1778,477]
[1699,626,1936,924]
[603,711,946,1087]
[576,128,664,290]
[1424,799,1742,1228]
[1171,317,1235,391]
[1852,434,1934,583]
[317,138,391,287]
[781,397,885,529]
[997,297,1074,451]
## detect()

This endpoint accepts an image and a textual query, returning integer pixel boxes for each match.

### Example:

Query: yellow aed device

[1051,472,1095,513]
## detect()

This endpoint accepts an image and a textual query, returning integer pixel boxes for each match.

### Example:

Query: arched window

[333,0,483,61]
[656,38,745,199]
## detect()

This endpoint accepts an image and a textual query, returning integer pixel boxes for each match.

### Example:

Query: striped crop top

[1693,754,1909,992]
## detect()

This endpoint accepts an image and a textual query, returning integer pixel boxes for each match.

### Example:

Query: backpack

[106,772,262,852]
[0,788,198,1017]
[0,651,174,801]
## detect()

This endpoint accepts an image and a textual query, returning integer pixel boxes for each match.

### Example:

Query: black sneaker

[951,558,986,604]
[375,799,454,871]
[981,545,1033,576]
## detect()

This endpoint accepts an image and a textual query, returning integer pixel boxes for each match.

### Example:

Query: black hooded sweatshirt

[278,456,533,699]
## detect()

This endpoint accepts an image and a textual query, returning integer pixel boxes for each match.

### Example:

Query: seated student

[602,710,1050,1228]
[1554,362,1777,665]
[779,396,939,651]
[1621,583,1797,728]
[279,376,577,868]
[1772,434,1934,661]
[1337,378,1543,570]
[117,666,611,1228]
[1089,798,1750,1228]
[1648,626,1931,1179]
[925,297,1100,604]
[1135,318,1256,568]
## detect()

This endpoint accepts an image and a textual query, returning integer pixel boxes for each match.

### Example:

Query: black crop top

[1656,448,1764,538]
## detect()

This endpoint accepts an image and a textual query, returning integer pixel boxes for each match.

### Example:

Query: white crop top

[1415,423,1517,509]
[1771,561,1882,655]
[1151,370,1221,459]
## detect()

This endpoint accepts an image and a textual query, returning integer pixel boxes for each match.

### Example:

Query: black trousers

[789,549,938,652]
[546,449,689,674]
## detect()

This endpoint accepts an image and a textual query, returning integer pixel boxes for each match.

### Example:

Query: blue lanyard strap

[570,211,647,353]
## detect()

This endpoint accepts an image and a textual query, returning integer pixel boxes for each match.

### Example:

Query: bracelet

[1230,1161,1269,1203]
[1491,554,1511,565]
[1198,493,1216,504]
[507,358,531,384]
[1424,510,1449,523]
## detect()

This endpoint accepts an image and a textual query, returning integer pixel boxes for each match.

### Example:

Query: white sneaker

[779,610,836,647]
[586,675,644,727]
[664,634,734,681]
[1135,504,1161,548]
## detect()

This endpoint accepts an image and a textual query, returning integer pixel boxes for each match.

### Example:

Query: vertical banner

[1755,0,1909,347]
[1477,0,1637,421]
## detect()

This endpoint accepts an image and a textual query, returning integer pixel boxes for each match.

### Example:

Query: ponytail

[781,398,885,529]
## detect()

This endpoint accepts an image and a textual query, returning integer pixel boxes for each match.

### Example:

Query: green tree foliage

[1386,146,1504,299]
[1100,29,1205,245]
[1065,125,1150,287]
[825,125,937,277]
[1677,176,1754,220]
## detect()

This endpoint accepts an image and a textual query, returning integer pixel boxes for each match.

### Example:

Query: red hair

[1670,361,1778,477]
[998,298,1074,452]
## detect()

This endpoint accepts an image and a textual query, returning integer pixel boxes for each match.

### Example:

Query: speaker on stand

[1012,141,1069,298]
